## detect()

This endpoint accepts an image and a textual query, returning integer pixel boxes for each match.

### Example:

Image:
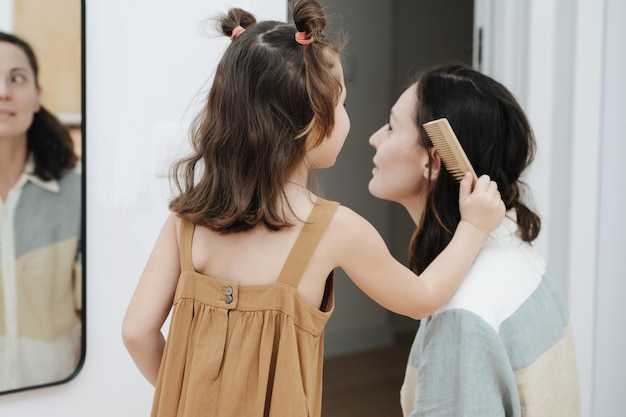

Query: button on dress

[151,199,339,417]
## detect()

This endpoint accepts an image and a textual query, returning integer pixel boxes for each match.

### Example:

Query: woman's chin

[367,180,382,199]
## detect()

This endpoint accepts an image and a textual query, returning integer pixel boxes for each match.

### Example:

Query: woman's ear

[34,87,41,113]
[422,146,441,180]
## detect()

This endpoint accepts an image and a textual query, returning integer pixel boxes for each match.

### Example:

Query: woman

[369,64,580,417]
[0,31,81,391]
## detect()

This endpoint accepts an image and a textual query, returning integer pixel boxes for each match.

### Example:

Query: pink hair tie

[231,25,246,40]
[295,31,313,45]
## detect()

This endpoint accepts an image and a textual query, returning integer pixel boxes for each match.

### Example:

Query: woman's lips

[0,110,16,119]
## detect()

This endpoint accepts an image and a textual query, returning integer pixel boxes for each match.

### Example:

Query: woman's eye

[11,74,26,83]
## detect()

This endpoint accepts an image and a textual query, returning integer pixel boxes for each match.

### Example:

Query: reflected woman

[0,32,81,391]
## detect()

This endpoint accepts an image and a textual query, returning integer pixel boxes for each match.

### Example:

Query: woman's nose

[368,125,384,148]
[0,79,10,99]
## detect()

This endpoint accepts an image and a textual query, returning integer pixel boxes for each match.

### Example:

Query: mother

[368,64,580,417]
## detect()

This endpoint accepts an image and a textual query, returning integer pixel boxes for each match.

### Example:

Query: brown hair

[169,0,344,232]
[409,64,541,273]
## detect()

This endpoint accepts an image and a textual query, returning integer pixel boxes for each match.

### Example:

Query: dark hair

[169,0,344,232]
[410,64,541,273]
[0,31,78,181]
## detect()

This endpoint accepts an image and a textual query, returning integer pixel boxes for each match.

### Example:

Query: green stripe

[13,171,81,258]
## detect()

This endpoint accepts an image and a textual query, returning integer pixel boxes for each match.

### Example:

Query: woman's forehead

[392,84,418,119]
[0,42,33,71]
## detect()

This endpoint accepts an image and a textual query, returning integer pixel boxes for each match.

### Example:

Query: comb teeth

[422,118,478,182]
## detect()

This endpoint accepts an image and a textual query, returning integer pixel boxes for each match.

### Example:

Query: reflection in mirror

[0,0,84,394]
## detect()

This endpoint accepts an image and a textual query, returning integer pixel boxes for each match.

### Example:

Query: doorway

[317,0,474,415]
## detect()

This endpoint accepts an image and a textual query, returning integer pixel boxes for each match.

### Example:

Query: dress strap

[276,198,339,288]
[178,217,196,272]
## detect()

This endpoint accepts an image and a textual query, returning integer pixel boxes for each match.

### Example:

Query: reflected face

[0,41,41,142]
[368,84,429,207]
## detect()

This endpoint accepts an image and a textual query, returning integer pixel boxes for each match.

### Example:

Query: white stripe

[436,217,546,331]
[0,178,25,388]
[0,323,81,391]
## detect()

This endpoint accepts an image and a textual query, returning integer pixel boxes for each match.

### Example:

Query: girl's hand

[458,172,506,236]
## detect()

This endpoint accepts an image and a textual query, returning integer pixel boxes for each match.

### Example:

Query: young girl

[368,64,580,416]
[122,2,505,416]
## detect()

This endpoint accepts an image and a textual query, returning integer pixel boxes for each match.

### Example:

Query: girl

[369,64,580,416]
[122,3,505,417]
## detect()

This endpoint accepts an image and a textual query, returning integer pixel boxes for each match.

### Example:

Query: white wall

[0,1,286,415]
[566,2,605,416]
[477,0,626,416]
[0,0,13,31]
[594,0,626,415]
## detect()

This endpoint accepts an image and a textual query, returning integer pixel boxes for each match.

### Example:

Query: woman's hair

[0,31,78,181]
[410,64,541,274]
[169,0,344,233]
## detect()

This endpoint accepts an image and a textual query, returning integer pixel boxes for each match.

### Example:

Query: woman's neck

[0,137,28,201]
[401,195,428,227]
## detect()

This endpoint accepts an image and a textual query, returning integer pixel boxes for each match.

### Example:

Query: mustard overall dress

[151,198,339,417]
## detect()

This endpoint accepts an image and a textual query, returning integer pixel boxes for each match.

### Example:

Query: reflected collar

[23,157,60,194]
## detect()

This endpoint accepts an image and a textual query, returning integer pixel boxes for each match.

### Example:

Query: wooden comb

[422,118,478,183]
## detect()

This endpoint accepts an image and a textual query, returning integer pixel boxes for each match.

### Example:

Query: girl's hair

[410,64,541,274]
[170,0,344,233]
[0,31,78,181]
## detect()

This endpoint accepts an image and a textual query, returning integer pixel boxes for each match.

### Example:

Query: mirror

[0,0,84,394]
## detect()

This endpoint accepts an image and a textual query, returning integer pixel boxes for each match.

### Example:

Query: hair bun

[291,0,326,38]
[218,7,257,38]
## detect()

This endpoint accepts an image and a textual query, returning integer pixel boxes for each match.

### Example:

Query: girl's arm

[122,213,181,386]
[333,173,504,319]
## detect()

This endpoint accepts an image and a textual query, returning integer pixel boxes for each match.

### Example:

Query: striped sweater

[0,163,82,391]
[400,215,580,417]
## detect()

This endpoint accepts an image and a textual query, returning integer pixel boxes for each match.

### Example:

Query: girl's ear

[423,146,441,180]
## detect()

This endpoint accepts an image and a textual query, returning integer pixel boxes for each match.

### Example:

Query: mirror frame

[0,0,86,395]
